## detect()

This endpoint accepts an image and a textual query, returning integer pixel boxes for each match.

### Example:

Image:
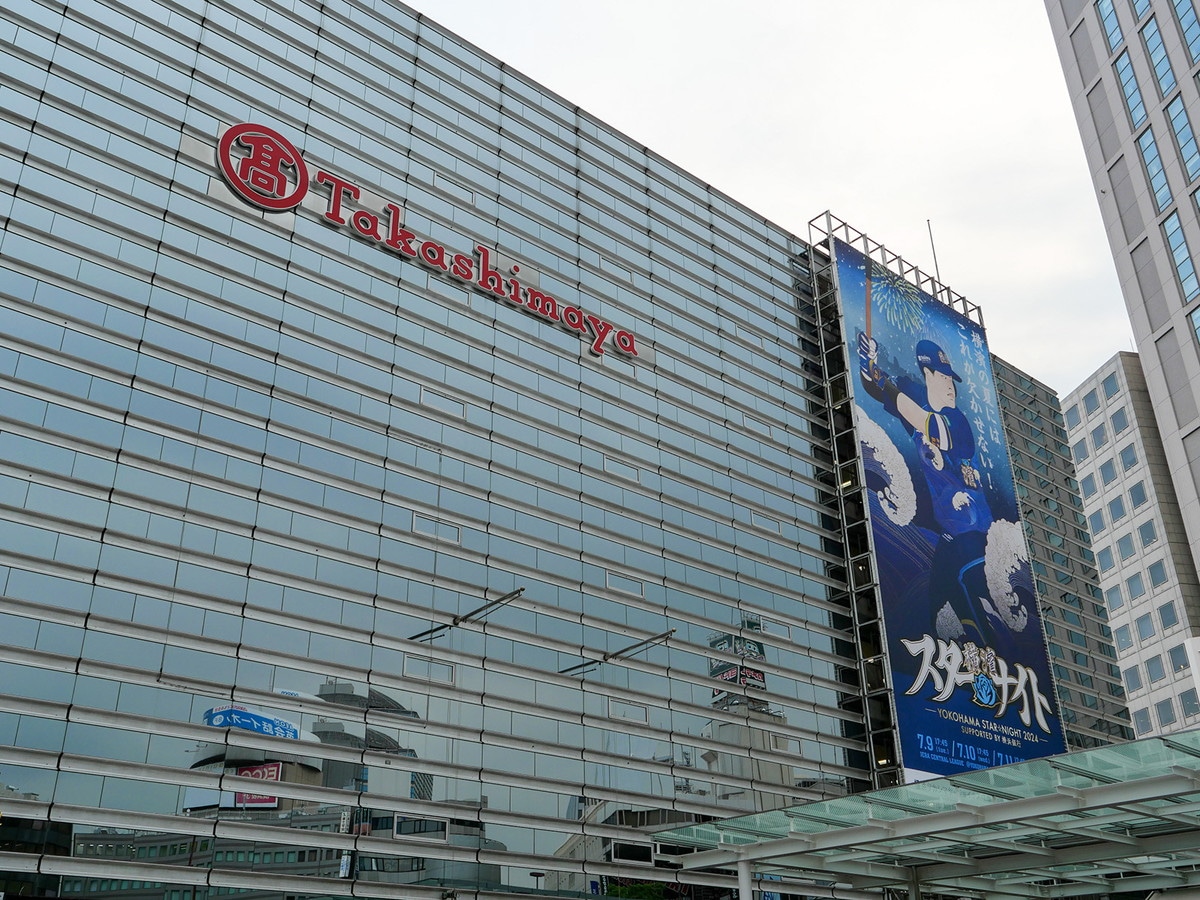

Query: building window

[404,656,455,684]
[751,511,780,533]
[1129,571,1147,600]
[1174,0,1200,62]
[1111,406,1128,433]
[608,698,649,722]
[1169,92,1200,179]
[1120,443,1139,470]
[1098,546,1115,571]
[1160,600,1180,628]
[1098,0,1124,49]
[1106,584,1124,610]
[1139,519,1158,546]
[1073,439,1090,463]
[412,513,461,543]
[1142,17,1177,95]
[1136,611,1156,640]
[1101,459,1118,484]
[1170,643,1190,672]
[603,455,640,482]
[1157,697,1178,727]
[1130,480,1148,507]
[1182,689,1200,717]
[1116,624,1134,649]
[607,571,645,597]
[1090,510,1107,535]
[1101,371,1120,398]
[1083,389,1101,415]
[1133,707,1152,734]
[420,387,465,418]
[1132,0,1151,19]
[1082,473,1098,498]
[1109,495,1127,522]
[1139,128,1174,212]
[1114,51,1148,127]
[1149,558,1168,585]
[1065,404,1081,429]
[1147,654,1167,682]
[1118,532,1136,559]
[1125,665,1143,692]
[1162,210,1200,300]
[1092,422,1109,449]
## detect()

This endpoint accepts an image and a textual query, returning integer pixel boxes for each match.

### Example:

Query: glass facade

[0,1,878,898]
[991,356,1132,748]
[0,1,1135,897]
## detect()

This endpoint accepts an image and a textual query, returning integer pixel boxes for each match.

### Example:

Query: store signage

[234,761,282,807]
[216,123,638,358]
[203,703,299,740]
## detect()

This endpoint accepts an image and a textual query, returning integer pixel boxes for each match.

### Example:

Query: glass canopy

[655,729,1200,898]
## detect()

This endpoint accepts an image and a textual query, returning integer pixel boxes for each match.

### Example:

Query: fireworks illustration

[867,261,925,334]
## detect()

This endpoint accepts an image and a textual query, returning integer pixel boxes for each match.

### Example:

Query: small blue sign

[203,705,298,740]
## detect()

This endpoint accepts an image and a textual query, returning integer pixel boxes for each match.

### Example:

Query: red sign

[217,123,308,211]
[216,123,638,358]
[234,761,282,806]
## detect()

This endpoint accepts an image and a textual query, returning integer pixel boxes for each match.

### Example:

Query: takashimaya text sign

[216,122,638,359]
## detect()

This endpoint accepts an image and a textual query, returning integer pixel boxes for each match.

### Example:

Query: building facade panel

[0,2,1129,898]
[1064,352,1200,736]
[1048,0,1200,594]
[0,1,867,898]
[1049,0,1200,737]
[992,356,1131,748]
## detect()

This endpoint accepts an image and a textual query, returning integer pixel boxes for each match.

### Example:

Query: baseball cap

[915,339,962,382]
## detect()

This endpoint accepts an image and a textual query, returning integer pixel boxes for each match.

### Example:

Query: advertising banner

[708,632,767,694]
[234,762,282,807]
[203,704,299,740]
[831,237,1066,778]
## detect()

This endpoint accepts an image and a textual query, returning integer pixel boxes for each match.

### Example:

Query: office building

[0,1,1118,898]
[1046,2,1200,641]
[1064,352,1200,735]
[992,355,1132,746]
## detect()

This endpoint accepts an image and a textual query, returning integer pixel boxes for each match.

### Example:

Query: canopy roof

[655,729,1200,898]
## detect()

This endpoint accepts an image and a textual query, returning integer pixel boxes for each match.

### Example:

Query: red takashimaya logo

[218,123,309,211]
[215,123,638,358]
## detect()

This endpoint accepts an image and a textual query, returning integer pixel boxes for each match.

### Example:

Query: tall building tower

[1063,352,1200,735]
[1046,2,1200,615]
[0,1,1106,898]
[992,355,1133,746]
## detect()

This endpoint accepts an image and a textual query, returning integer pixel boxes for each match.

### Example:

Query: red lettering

[506,277,525,305]
[315,170,360,225]
[384,202,417,255]
[351,209,380,240]
[561,306,587,334]
[615,330,638,356]
[475,246,506,297]
[525,289,559,321]
[450,253,474,281]
[420,240,449,271]
[388,225,422,256]
[584,314,614,355]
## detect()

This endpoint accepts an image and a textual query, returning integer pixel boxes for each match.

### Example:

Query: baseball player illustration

[857,331,1011,654]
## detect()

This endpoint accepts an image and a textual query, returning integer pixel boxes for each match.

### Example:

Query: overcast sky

[405,0,1132,396]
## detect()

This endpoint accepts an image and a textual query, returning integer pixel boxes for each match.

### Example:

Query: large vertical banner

[832,238,1066,779]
